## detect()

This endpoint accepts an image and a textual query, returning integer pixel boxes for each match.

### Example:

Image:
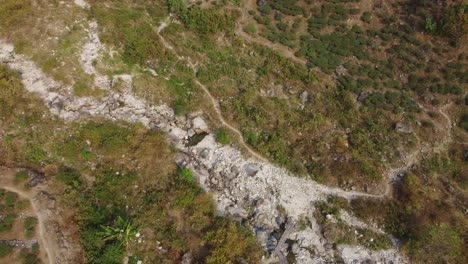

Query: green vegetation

[73,81,100,97]
[168,0,239,35]
[351,143,467,263]
[243,23,257,34]
[24,217,38,238]
[410,224,463,263]
[91,2,172,66]
[0,214,16,233]
[460,112,468,131]
[0,0,32,31]
[1,1,466,263]
[19,247,42,264]
[441,4,467,45]
[14,170,29,184]
[314,199,392,251]
[0,244,13,258]
[215,128,231,145]
[100,216,139,247]
[0,61,261,263]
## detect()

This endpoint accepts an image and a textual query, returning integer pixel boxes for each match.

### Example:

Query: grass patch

[14,170,29,184]
[24,217,38,238]
[0,244,13,258]
[215,128,231,145]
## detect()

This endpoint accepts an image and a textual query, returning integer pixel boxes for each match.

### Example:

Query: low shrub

[0,244,12,258]
[24,217,38,238]
[216,129,231,145]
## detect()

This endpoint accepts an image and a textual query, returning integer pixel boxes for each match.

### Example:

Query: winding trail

[156,21,267,162]
[193,79,269,162]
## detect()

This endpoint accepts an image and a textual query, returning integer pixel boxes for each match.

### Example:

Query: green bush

[424,15,437,33]
[410,225,463,263]
[15,170,29,184]
[361,12,372,23]
[204,222,261,264]
[459,112,468,131]
[4,192,17,208]
[19,249,41,264]
[216,129,231,145]
[182,6,237,34]
[178,168,194,185]
[56,166,81,187]
[24,217,38,238]
[243,23,256,34]
[0,214,16,232]
[0,244,12,258]
[23,144,47,164]
[73,81,91,97]
[0,0,32,30]
[441,4,468,45]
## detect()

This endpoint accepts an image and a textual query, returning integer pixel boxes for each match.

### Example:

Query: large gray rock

[300,91,309,105]
[199,148,210,159]
[244,163,260,176]
[228,207,248,219]
[191,117,209,134]
[267,235,278,253]
[169,127,187,140]
[357,91,369,102]
[395,123,412,134]
[181,252,192,264]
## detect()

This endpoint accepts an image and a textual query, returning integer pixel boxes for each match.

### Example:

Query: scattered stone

[244,163,260,176]
[0,240,38,249]
[266,235,278,253]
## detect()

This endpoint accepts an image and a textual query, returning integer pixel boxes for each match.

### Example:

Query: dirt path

[0,170,55,264]
[193,79,269,162]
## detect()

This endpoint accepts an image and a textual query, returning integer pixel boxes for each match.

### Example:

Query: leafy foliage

[215,128,231,145]
[100,216,139,247]
[0,244,13,258]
